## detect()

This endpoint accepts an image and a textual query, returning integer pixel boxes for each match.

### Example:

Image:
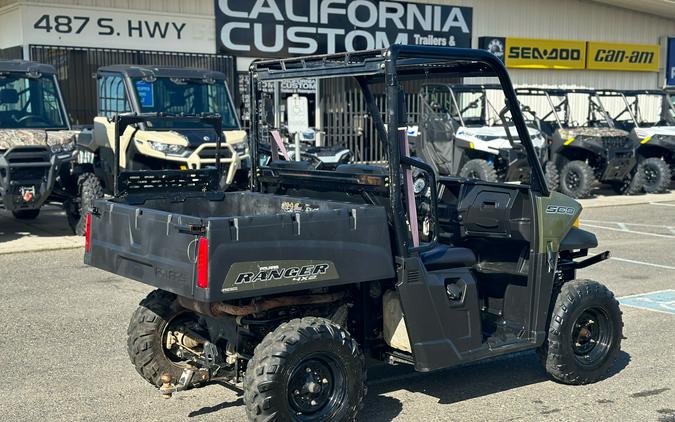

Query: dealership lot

[0,195,673,421]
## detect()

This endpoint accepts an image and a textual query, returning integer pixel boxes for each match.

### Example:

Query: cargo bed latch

[178,224,206,235]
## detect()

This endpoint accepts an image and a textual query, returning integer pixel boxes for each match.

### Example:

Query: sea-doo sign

[504,38,586,70]
[215,0,473,58]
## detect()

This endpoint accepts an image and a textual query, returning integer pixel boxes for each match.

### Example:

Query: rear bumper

[0,147,76,211]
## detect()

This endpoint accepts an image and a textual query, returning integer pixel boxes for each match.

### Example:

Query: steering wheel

[15,115,50,126]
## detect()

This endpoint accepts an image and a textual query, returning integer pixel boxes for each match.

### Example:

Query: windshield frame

[127,76,240,130]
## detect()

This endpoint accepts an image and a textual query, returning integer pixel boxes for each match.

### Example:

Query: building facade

[1,0,674,128]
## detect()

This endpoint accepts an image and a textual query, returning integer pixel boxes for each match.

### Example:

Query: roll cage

[420,83,506,127]
[249,45,549,258]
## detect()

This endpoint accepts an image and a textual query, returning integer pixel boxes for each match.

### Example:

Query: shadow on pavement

[359,350,631,421]
[0,205,75,245]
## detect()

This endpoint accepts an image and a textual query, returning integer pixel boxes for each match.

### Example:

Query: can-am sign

[215,0,472,57]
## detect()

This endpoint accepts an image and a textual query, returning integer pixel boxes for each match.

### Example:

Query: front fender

[559,227,598,251]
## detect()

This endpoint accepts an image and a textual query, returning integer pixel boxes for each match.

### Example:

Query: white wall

[0,4,22,50]
[2,0,675,88]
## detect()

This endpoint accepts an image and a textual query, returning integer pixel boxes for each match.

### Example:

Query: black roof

[621,89,667,97]
[97,65,226,80]
[450,83,502,92]
[0,60,57,75]
[515,87,589,97]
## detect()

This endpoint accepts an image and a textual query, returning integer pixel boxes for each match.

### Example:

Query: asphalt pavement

[0,197,673,421]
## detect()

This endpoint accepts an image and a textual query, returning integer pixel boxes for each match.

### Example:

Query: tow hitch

[20,186,36,203]
[159,369,197,399]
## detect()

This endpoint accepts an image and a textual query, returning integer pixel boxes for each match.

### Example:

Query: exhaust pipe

[177,292,346,318]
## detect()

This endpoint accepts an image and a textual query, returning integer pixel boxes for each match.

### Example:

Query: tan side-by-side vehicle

[73,65,249,234]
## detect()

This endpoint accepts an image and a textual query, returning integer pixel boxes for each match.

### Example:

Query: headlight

[49,141,75,153]
[147,141,187,156]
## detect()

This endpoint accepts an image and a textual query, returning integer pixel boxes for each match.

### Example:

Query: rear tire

[560,161,594,198]
[640,157,671,193]
[544,161,560,192]
[537,279,623,385]
[12,209,40,220]
[127,290,199,388]
[459,159,498,182]
[72,172,103,235]
[244,317,366,422]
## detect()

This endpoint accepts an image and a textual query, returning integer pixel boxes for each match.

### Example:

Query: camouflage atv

[596,89,673,193]
[516,88,642,198]
[0,60,81,227]
[73,65,249,234]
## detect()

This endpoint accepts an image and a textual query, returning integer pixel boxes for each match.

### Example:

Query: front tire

[459,159,498,182]
[560,161,595,198]
[244,317,366,422]
[72,172,103,235]
[544,161,560,192]
[640,157,671,193]
[12,209,40,220]
[538,279,623,385]
[611,167,644,196]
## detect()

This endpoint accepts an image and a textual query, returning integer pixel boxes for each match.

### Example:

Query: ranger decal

[223,260,339,292]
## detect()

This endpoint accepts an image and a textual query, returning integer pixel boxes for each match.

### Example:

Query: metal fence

[29,45,235,126]
[321,77,457,162]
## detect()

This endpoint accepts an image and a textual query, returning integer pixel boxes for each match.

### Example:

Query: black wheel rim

[644,165,658,186]
[565,170,580,191]
[570,307,612,367]
[288,354,347,419]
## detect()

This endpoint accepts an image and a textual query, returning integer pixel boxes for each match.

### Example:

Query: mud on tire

[459,159,498,182]
[244,317,366,422]
[537,279,623,385]
[560,160,595,198]
[127,289,198,388]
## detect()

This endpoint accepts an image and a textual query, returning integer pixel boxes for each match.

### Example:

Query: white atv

[418,84,558,189]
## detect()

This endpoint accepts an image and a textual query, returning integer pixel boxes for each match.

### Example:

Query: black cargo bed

[85,191,394,302]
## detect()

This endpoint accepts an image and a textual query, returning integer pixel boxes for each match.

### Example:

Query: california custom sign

[215,0,473,57]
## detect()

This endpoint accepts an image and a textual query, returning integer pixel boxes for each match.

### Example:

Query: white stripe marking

[649,202,675,207]
[582,223,675,239]
[618,289,675,300]
[583,220,674,229]
[610,257,675,271]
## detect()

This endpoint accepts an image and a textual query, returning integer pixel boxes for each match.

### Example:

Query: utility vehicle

[84,46,623,421]
[417,84,558,190]
[0,60,81,226]
[515,87,642,198]
[72,65,249,234]
[596,89,673,193]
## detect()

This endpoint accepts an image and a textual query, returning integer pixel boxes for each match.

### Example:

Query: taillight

[197,237,209,288]
[84,213,91,252]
